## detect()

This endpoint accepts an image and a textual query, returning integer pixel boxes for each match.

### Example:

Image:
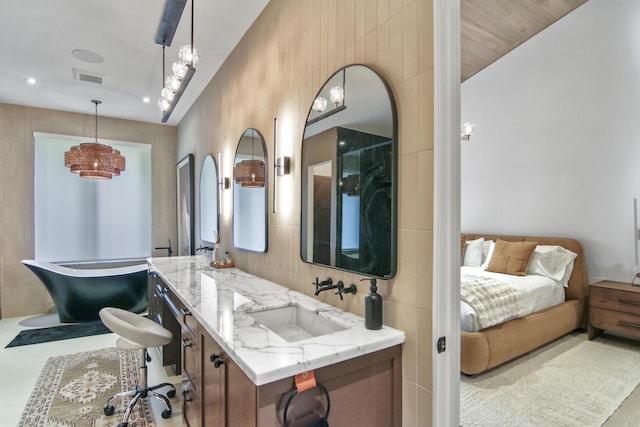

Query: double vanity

[147,255,405,426]
[154,63,403,426]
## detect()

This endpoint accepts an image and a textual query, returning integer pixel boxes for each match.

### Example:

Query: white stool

[99,307,176,427]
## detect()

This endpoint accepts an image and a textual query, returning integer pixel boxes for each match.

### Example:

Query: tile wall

[177,0,435,424]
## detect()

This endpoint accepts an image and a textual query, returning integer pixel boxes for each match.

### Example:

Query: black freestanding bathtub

[22,260,148,323]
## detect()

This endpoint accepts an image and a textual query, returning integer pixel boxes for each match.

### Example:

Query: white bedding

[460,266,565,332]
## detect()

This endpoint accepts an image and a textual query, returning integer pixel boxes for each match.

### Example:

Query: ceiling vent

[72,68,107,85]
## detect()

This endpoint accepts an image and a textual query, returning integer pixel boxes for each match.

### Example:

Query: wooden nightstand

[589,280,640,340]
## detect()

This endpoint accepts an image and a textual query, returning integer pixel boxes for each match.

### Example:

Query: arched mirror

[233,128,268,252]
[301,65,397,278]
[200,154,219,243]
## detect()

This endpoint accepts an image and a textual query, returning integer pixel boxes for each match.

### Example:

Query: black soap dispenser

[362,277,383,330]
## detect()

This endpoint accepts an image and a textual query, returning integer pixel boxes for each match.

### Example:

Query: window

[34,133,152,263]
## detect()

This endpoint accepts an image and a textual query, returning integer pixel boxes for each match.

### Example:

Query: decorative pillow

[480,240,495,270]
[526,245,577,286]
[486,239,538,276]
[462,237,484,267]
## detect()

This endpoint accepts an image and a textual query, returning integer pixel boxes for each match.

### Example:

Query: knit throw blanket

[461,274,525,329]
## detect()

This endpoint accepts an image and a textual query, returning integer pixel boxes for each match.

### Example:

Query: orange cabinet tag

[294,370,317,392]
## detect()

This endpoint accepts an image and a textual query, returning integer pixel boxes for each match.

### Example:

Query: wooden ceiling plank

[460,0,588,82]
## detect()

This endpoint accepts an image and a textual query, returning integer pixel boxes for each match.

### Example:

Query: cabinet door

[202,330,224,427]
[182,324,200,386]
[149,275,181,373]
[147,272,160,322]
[225,353,257,426]
[182,376,201,427]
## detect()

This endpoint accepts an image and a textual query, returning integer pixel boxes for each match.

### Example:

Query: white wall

[461,0,640,283]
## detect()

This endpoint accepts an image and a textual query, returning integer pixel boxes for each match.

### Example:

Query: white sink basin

[248,304,348,342]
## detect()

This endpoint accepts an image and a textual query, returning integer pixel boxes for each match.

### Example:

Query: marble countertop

[147,256,405,386]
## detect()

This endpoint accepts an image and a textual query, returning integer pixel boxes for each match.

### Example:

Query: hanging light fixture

[64,100,125,180]
[233,131,265,188]
[156,0,198,123]
[307,68,347,125]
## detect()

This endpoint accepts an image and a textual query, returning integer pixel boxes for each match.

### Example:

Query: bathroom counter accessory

[147,255,405,386]
[210,261,235,269]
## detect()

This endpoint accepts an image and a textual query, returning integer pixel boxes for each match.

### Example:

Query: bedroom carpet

[461,332,640,427]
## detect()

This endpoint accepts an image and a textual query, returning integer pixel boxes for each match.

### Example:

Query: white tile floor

[3,314,639,427]
[0,314,184,427]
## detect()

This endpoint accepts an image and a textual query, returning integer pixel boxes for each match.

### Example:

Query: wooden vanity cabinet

[252,344,402,426]
[150,274,402,426]
[201,329,224,427]
[148,272,180,373]
[202,340,402,426]
[165,288,201,427]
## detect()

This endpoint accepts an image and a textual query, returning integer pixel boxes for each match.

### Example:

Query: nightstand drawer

[590,307,640,339]
[591,286,640,312]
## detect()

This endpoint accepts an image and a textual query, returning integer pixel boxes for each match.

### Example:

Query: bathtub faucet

[155,239,173,257]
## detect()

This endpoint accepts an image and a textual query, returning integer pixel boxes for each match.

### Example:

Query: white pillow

[480,240,495,270]
[526,245,577,286]
[462,237,484,267]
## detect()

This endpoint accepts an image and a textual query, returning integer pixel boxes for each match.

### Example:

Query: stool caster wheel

[103,405,115,416]
[161,408,172,419]
[117,423,128,427]
[166,389,176,398]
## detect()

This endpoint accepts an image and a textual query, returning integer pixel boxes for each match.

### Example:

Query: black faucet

[155,239,173,257]
[335,282,357,300]
[313,277,337,296]
[196,245,214,253]
[313,278,357,299]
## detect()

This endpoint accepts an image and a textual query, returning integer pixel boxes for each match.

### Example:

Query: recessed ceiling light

[71,49,105,64]
[142,97,151,103]
[26,77,36,85]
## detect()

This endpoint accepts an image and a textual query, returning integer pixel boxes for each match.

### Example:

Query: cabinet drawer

[163,290,183,319]
[182,308,198,333]
[590,307,640,339]
[182,377,201,427]
[591,286,640,313]
[182,327,200,385]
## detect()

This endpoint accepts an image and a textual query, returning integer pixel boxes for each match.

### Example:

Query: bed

[460,234,589,375]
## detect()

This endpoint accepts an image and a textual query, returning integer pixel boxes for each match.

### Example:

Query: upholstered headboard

[461,234,590,304]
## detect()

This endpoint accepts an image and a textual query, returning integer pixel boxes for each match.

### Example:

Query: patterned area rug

[19,347,155,426]
[461,333,640,426]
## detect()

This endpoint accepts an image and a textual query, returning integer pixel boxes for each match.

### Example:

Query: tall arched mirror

[301,65,397,278]
[233,128,268,252]
[200,154,219,243]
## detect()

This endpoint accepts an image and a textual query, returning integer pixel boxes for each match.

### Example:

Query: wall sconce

[217,151,229,215]
[307,69,347,125]
[461,122,475,141]
[155,0,199,123]
[276,156,290,176]
[274,118,290,177]
[272,117,291,213]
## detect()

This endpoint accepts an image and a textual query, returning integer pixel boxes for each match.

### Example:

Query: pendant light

[233,130,265,188]
[156,0,198,123]
[64,100,126,180]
